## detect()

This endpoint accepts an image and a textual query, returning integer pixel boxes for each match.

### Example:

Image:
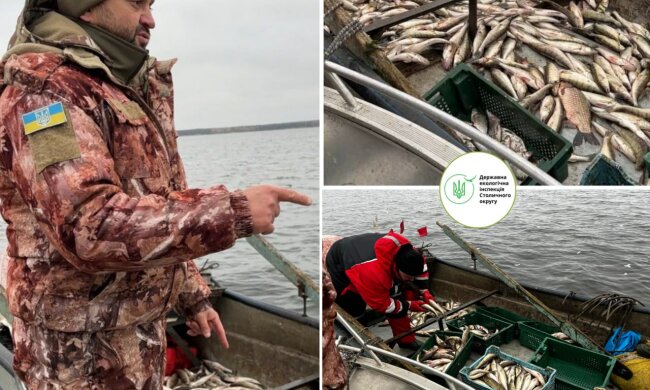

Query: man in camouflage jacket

[0,1,310,388]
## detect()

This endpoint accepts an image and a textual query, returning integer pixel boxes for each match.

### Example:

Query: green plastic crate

[446,311,515,353]
[460,345,557,390]
[476,306,531,336]
[518,321,562,351]
[530,337,616,390]
[414,330,473,378]
[423,63,573,185]
[580,155,637,185]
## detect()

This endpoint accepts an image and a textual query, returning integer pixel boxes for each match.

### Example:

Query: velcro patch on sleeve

[26,104,81,173]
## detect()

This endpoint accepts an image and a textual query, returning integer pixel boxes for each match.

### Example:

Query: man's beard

[104,24,149,48]
[93,8,149,48]
[133,26,150,48]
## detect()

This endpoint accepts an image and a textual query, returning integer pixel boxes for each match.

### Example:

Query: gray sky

[0,1,320,130]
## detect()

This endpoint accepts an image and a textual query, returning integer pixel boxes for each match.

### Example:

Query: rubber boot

[388,315,416,346]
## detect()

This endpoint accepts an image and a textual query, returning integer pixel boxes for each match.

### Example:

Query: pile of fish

[163,360,265,390]
[467,352,549,390]
[468,108,533,180]
[416,331,470,372]
[458,324,499,340]
[410,299,470,336]
[338,0,650,182]
[423,297,466,317]
[410,311,438,336]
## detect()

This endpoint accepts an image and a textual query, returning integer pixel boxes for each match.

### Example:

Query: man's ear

[79,11,94,23]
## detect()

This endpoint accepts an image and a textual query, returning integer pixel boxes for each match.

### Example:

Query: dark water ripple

[323,188,650,306]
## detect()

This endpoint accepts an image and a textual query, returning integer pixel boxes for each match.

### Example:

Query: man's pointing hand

[243,185,312,235]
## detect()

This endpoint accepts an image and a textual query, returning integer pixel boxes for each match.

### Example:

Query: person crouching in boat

[325,231,433,350]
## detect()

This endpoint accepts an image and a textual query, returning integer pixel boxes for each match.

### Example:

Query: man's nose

[141,8,155,29]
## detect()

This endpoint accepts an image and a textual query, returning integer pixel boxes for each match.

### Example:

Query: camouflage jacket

[0,10,253,333]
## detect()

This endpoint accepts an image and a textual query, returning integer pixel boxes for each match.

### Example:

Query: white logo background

[440,152,517,228]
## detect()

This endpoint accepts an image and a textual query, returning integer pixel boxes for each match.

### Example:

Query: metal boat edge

[325,61,562,186]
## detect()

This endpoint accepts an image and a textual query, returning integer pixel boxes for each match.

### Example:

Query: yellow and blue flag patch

[22,102,68,135]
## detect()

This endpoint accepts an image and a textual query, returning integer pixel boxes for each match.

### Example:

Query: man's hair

[394,244,424,276]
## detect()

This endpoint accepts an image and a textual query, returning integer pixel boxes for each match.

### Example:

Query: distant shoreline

[178,120,319,136]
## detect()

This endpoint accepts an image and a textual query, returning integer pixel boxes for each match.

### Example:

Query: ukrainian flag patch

[22,102,68,135]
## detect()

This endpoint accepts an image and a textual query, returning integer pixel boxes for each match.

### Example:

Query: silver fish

[631,69,650,106]
[521,83,555,109]
[540,95,556,123]
[592,108,650,147]
[613,125,648,169]
[512,75,528,100]
[487,110,505,142]
[499,61,545,90]
[559,71,603,94]
[591,62,611,95]
[471,109,488,134]
[388,52,430,65]
[472,21,488,58]
[547,96,565,132]
[491,68,519,98]
[478,18,512,56]
[596,47,635,72]
[593,23,631,46]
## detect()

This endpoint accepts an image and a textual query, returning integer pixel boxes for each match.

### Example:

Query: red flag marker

[417,226,428,237]
[399,220,405,234]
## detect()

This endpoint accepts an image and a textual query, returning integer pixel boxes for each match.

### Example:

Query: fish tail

[585,132,600,146]
[573,132,586,147]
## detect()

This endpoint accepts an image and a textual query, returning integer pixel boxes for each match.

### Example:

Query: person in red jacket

[325,231,434,349]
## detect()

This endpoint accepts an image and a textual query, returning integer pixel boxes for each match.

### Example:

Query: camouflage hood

[4,0,150,86]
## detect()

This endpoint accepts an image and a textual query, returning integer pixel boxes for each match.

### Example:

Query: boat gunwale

[324,86,464,171]
[220,289,319,329]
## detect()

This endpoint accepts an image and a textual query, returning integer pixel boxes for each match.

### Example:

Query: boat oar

[246,235,318,302]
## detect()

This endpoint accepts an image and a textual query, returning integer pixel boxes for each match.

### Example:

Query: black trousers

[335,291,367,318]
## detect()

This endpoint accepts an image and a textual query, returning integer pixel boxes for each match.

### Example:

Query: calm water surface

[323,188,650,307]
[178,128,319,316]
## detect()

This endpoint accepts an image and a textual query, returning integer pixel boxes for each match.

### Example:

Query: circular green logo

[443,174,476,204]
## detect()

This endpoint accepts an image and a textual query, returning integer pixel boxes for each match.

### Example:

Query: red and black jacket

[326,231,428,317]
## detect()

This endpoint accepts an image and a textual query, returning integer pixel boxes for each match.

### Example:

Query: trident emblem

[35,108,50,127]
[452,180,466,199]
